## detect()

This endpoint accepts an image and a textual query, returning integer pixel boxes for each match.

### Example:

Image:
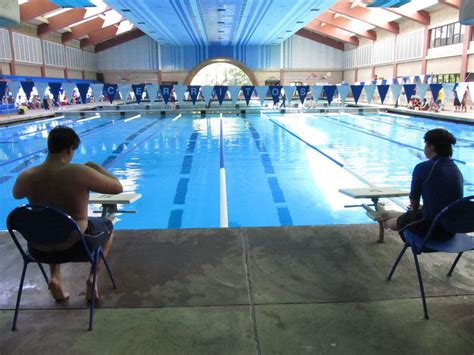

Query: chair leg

[412,251,429,320]
[88,253,99,331]
[387,244,408,281]
[447,252,463,277]
[12,262,28,331]
[37,262,49,285]
[100,249,116,289]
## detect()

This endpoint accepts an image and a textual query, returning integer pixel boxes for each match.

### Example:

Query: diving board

[89,192,142,219]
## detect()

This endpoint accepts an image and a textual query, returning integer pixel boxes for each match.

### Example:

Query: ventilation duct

[460,0,474,25]
[0,0,19,26]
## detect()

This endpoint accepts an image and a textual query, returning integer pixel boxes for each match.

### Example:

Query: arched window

[186,59,256,86]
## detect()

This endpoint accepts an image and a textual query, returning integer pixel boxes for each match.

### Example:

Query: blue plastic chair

[6,204,117,331]
[387,195,474,319]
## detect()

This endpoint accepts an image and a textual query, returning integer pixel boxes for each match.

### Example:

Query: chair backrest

[434,195,474,235]
[7,204,81,249]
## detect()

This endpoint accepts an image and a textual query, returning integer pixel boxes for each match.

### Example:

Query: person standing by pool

[461,89,469,113]
[367,128,463,242]
[12,126,123,301]
[453,90,461,112]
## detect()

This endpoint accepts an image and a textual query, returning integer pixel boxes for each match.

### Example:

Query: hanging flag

[187,85,201,105]
[159,85,173,104]
[416,84,429,100]
[323,85,337,105]
[254,86,268,106]
[147,84,159,103]
[423,74,431,83]
[118,84,131,103]
[269,86,282,104]
[34,82,49,99]
[214,86,228,106]
[403,84,416,103]
[296,86,309,104]
[200,86,214,104]
[429,84,442,102]
[0,81,6,101]
[310,85,323,104]
[442,83,455,102]
[364,85,376,104]
[403,76,409,83]
[377,85,390,104]
[350,84,364,104]
[241,86,254,106]
[392,78,399,85]
[76,83,90,104]
[174,85,186,103]
[48,82,62,103]
[283,86,295,105]
[228,86,241,105]
[469,83,474,101]
[455,82,468,103]
[338,84,350,102]
[103,84,118,104]
[414,75,421,83]
[20,82,35,101]
[89,83,103,102]
[63,82,76,101]
[132,84,145,104]
[391,84,402,103]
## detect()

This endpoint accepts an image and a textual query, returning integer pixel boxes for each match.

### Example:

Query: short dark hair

[47,126,80,153]
[424,128,456,157]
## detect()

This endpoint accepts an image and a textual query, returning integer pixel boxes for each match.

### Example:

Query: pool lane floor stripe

[242,118,293,226]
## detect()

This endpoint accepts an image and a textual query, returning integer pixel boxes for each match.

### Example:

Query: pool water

[1,112,473,230]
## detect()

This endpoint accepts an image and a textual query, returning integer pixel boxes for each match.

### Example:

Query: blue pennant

[351,84,364,104]
[104,84,118,104]
[76,83,90,104]
[20,81,35,101]
[377,85,390,104]
[132,84,145,104]
[214,86,228,106]
[269,85,282,104]
[241,86,254,106]
[323,85,337,105]
[0,81,7,101]
[160,85,173,105]
[430,84,443,102]
[187,85,200,105]
[48,82,62,103]
[403,84,416,102]
[296,86,309,104]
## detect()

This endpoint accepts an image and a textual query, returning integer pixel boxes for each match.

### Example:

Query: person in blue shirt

[372,128,463,241]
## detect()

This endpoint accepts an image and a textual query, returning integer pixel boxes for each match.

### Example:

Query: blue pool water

[1,112,473,230]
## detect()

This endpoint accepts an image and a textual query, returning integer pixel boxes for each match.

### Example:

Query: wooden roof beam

[305,20,359,46]
[318,12,377,40]
[20,0,59,22]
[38,8,87,36]
[438,0,460,9]
[94,29,145,52]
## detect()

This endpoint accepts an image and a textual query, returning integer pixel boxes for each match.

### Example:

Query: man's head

[47,126,80,154]
[423,128,456,158]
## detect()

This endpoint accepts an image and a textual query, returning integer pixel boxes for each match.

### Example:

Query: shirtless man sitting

[13,126,123,301]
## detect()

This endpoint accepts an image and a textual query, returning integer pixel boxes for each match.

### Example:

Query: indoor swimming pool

[1,111,473,230]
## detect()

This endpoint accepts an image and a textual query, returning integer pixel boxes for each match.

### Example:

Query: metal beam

[295,28,345,51]
[20,0,59,22]
[94,29,145,52]
[318,12,377,40]
[306,20,359,46]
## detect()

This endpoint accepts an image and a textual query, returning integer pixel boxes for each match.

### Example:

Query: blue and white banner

[377,85,390,104]
[403,84,416,102]
[391,84,402,103]
[337,84,350,102]
[296,85,309,104]
[241,86,254,105]
[63,82,76,100]
[350,84,364,104]
[90,83,103,102]
[200,85,214,104]
[283,85,295,105]
[310,85,323,103]
[255,86,268,106]
[118,84,131,103]
[146,84,159,103]
[429,84,442,102]
[363,84,376,104]
[174,85,186,102]
[20,82,35,101]
[132,84,145,104]
[442,83,455,102]
[469,83,474,101]
[187,85,201,105]
[416,84,429,100]
[48,82,62,103]
[454,82,469,103]
[214,86,228,106]
[228,86,241,105]
[103,84,118,104]
[323,85,337,105]
[34,82,49,98]
[0,81,6,100]
[159,85,173,104]
[269,85,282,104]
[76,83,90,104]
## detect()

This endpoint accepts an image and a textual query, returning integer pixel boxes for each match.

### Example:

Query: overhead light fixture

[137,21,145,24]
[310,8,320,11]
[286,30,292,32]
[217,8,225,11]
[121,9,131,12]
[218,21,225,24]
[296,21,303,24]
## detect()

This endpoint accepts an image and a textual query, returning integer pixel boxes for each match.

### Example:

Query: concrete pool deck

[1,224,473,354]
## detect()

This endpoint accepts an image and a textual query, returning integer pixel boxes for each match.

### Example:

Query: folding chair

[6,204,117,331]
[387,195,474,319]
